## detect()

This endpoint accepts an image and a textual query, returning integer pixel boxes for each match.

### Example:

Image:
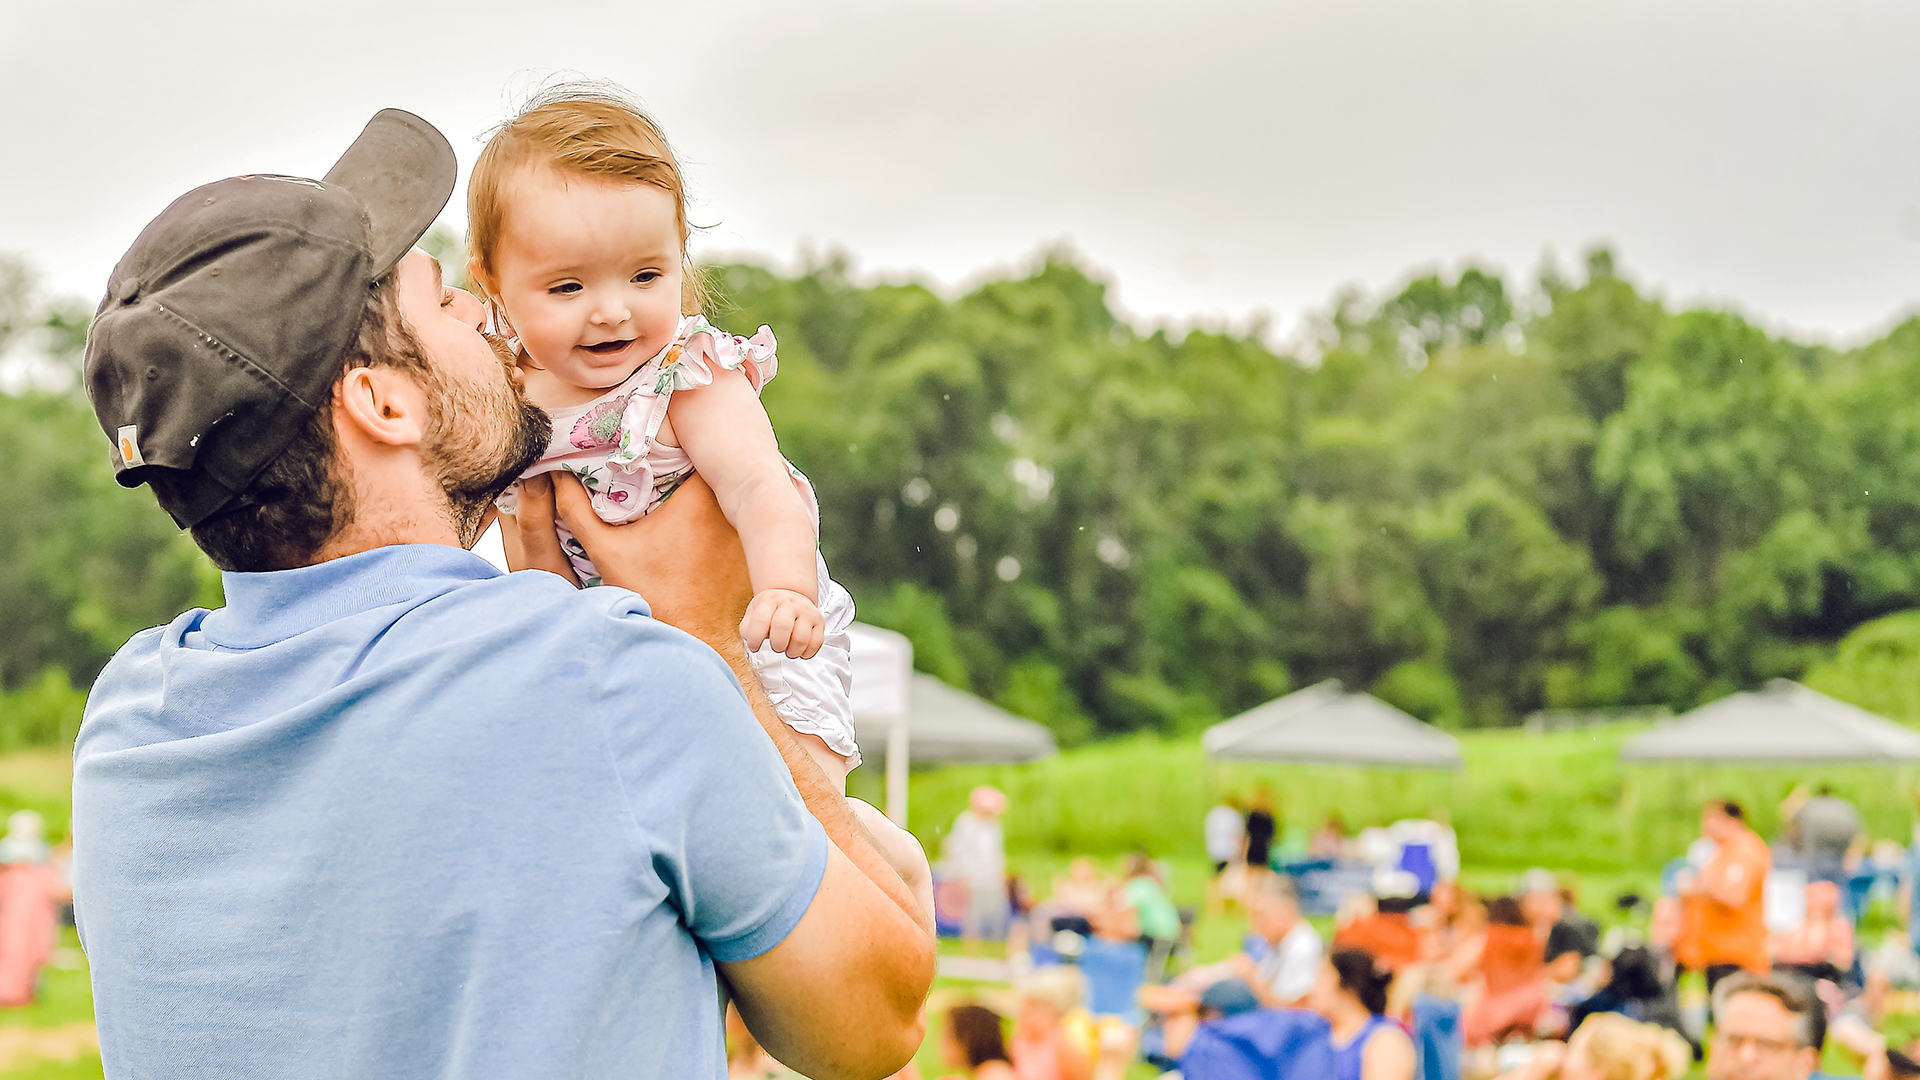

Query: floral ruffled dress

[498,315,860,765]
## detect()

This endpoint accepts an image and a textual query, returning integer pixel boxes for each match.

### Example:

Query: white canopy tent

[1620,679,1920,764]
[847,623,1056,826]
[848,623,915,825]
[1203,680,1464,769]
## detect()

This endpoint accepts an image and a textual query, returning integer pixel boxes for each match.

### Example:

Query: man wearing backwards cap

[72,110,932,1080]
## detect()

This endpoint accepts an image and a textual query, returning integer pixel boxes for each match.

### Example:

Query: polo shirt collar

[202,544,502,649]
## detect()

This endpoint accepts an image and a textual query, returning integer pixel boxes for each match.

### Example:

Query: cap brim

[322,109,457,276]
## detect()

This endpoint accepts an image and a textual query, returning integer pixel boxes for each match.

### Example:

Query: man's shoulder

[434,574,741,699]
[438,567,640,621]
[84,569,739,759]
[419,572,707,655]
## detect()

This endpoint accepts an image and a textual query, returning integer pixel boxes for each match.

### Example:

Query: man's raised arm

[504,472,934,1077]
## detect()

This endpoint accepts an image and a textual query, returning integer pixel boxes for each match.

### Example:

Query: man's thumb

[514,473,555,529]
[550,473,608,538]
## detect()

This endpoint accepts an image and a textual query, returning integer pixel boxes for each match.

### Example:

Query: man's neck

[309,483,463,565]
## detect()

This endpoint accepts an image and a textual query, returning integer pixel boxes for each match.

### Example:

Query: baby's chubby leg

[791,731,935,929]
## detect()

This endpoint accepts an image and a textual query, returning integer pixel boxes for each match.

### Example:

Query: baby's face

[487,165,686,392]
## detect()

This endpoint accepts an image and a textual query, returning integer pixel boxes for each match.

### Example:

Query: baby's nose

[589,293,631,326]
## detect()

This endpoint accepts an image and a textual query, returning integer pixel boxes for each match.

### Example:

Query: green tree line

[729,246,1920,738]
[7,245,1920,745]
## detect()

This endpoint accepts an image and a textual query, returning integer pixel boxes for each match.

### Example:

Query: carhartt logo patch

[117,426,144,468]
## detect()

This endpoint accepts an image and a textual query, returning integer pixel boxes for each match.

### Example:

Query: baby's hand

[741,588,824,660]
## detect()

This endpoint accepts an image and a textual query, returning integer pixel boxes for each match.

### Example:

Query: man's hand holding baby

[741,588,825,660]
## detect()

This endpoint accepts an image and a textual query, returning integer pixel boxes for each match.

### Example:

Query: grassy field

[870,723,1920,872]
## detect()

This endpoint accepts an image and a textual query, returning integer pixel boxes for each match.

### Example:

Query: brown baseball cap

[83,109,457,528]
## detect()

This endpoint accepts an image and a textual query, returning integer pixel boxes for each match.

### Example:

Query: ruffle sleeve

[651,316,779,396]
[597,315,780,514]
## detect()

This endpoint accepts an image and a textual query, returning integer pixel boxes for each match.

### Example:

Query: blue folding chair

[1179,1008,1335,1080]
[1081,937,1149,1025]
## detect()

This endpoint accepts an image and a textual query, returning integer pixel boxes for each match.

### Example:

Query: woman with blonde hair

[1497,1012,1691,1080]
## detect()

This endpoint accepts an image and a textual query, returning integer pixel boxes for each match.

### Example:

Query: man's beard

[419,333,552,547]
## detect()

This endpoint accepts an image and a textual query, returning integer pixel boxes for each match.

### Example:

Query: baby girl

[470,87,928,907]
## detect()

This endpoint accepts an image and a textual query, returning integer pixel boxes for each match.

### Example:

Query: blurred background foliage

[7,243,1920,749]
[723,245,1920,741]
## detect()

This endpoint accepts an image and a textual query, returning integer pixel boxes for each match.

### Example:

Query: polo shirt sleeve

[590,600,829,964]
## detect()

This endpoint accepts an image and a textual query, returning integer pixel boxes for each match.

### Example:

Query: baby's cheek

[641,305,683,347]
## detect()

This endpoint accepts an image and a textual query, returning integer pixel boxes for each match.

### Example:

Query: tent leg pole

[886,716,910,829]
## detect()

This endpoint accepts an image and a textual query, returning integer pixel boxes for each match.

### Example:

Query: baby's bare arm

[667,368,817,597]
[665,369,824,656]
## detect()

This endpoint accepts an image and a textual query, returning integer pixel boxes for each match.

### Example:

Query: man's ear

[334,366,428,449]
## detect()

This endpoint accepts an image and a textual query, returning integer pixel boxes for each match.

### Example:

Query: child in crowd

[1010,967,1096,1080]
[469,85,928,910]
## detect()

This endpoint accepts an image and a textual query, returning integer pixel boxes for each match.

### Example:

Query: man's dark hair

[1709,799,1745,821]
[190,276,432,572]
[1712,971,1819,1049]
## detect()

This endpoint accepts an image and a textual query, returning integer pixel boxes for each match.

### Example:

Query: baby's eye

[439,288,457,309]
[634,270,662,285]
[549,282,583,295]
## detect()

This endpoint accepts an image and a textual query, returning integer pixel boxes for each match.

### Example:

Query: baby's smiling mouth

[582,339,633,355]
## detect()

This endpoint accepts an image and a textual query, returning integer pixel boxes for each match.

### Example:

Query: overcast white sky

[5,0,1920,344]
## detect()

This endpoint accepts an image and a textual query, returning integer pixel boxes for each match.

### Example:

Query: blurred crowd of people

[721,780,1920,1076]
[727,781,1920,1080]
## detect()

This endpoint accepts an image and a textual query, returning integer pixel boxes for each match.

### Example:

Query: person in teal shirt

[1120,853,1182,941]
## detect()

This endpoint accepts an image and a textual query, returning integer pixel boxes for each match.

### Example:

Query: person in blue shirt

[74,108,932,1080]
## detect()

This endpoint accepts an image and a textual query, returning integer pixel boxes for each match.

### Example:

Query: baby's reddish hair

[468,84,704,313]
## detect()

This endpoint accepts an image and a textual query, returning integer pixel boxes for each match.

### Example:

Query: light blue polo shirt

[73,544,828,1079]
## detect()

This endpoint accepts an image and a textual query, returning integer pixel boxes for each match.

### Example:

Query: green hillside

[883,723,1920,872]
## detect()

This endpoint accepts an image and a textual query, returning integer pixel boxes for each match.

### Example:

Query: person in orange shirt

[1676,800,1772,991]
[1464,896,1549,1046]
[1336,896,1425,974]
